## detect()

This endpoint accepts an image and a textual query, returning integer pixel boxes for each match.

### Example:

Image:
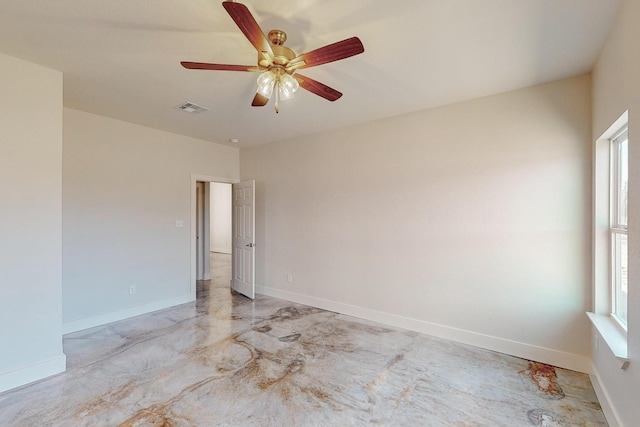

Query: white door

[232,180,255,299]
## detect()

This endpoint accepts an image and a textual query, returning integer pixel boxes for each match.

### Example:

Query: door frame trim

[190,174,239,300]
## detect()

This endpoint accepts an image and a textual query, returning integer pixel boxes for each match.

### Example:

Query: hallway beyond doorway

[197,252,231,298]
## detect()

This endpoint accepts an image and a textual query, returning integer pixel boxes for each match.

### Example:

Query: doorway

[195,181,233,298]
[198,182,233,298]
[190,175,255,301]
[191,175,236,299]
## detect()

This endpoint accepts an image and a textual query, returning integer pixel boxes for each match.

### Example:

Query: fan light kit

[181,1,364,113]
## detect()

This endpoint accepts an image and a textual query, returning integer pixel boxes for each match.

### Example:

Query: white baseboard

[589,366,623,427]
[210,248,231,254]
[256,285,591,373]
[0,353,66,394]
[62,294,195,335]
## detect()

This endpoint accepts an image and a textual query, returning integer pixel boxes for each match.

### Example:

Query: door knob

[246,243,255,248]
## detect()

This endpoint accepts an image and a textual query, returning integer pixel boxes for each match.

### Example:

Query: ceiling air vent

[176,102,209,114]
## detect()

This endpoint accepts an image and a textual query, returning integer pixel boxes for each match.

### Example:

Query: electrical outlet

[287,274,293,283]
[129,285,136,295]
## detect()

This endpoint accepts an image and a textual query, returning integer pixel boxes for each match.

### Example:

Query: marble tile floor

[0,254,607,426]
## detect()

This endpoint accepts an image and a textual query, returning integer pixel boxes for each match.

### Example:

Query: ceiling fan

[181,1,365,113]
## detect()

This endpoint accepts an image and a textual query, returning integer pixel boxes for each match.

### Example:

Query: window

[610,126,628,328]
[590,112,629,364]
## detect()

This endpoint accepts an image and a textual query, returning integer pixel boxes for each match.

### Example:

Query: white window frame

[589,111,629,368]
[609,126,628,329]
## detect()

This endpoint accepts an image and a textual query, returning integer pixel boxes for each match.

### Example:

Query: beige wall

[242,75,593,370]
[0,53,65,392]
[592,0,640,425]
[63,109,239,330]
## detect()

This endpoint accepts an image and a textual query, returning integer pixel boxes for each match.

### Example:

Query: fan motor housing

[257,30,297,71]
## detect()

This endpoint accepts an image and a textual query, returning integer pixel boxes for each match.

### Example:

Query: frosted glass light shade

[256,71,276,98]
[279,73,299,100]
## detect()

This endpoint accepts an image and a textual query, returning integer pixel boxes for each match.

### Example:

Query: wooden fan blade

[222,1,273,56]
[181,62,259,72]
[288,37,364,70]
[251,93,269,107]
[295,74,343,101]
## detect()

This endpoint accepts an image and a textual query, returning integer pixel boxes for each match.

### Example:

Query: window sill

[587,312,629,369]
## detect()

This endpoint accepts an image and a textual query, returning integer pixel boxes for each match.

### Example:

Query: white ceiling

[0,0,622,147]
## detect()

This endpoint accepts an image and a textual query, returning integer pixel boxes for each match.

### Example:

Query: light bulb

[278,73,299,100]
[256,71,276,99]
